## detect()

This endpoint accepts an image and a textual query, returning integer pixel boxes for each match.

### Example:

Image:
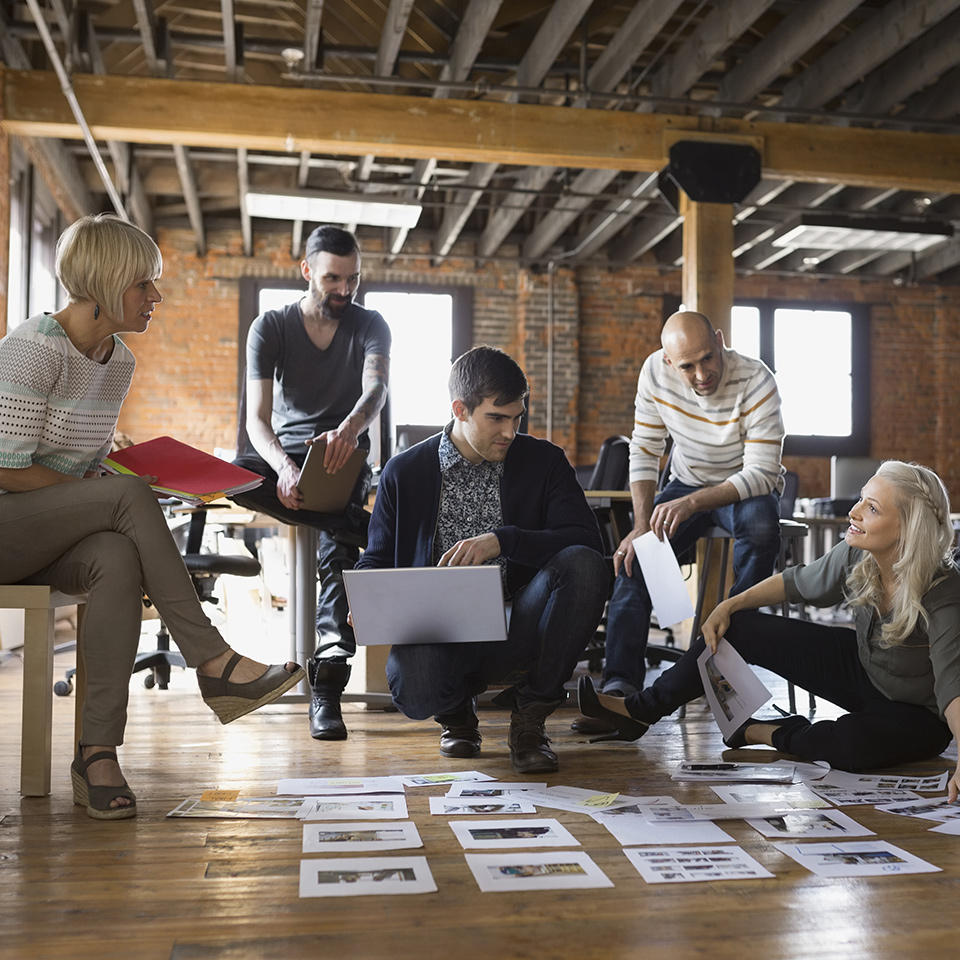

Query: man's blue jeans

[387,545,610,719]
[602,480,781,692]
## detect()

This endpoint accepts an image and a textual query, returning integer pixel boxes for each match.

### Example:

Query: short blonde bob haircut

[55,214,162,320]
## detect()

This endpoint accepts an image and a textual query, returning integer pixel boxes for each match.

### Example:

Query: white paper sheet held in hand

[696,638,771,740]
[632,531,694,628]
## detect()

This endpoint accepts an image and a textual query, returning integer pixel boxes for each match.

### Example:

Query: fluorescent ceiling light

[773,213,953,253]
[244,189,422,228]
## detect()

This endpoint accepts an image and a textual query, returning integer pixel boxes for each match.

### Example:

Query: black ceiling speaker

[658,140,762,211]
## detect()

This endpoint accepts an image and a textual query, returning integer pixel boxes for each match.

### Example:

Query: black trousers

[230,450,371,661]
[625,610,953,772]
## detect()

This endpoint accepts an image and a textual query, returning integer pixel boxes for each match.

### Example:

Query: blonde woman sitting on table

[0,214,304,820]
[578,460,960,801]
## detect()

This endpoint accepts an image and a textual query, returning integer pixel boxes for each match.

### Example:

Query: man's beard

[321,292,352,319]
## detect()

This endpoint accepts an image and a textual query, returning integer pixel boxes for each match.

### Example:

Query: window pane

[259,287,303,314]
[363,291,452,427]
[774,309,852,436]
[730,305,760,359]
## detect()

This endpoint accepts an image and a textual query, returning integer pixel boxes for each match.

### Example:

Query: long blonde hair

[845,461,954,647]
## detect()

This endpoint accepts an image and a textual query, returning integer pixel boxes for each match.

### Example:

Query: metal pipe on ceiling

[22,0,127,219]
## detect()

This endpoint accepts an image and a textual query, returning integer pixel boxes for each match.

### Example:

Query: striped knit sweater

[0,314,135,490]
[629,346,784,500]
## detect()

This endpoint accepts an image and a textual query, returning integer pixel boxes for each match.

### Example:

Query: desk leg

[294,526,318,672]
[287,529,298,668]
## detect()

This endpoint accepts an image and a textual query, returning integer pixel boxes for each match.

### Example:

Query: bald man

[575,311,784,734]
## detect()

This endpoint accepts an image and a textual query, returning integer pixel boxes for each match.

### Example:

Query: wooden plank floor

[3,639,960,960]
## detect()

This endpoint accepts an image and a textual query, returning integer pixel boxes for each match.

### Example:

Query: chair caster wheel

[54,679,73,697]
[143,673,156,689]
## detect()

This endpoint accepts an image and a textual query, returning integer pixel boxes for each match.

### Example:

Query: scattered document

[517,785,641,815]
[710,783,830,809]
[167,797,304,818]
[296,795,409,820]
[447,782,546,797]
[299,856,437,897]
[773,840,941,878]
[928,819,960,836]
[465,851,613,893]
[632,531,694,628]
[815,770,948,792]
[429,796,537,816]
[592,807,734,846]
[696,639,771,741]
[449,818,580,850]
[302,821,423,853]
[672,761,794,783]
[873,796,960,822]
[278,776,404,796]
[746,808,874,839]
[624,845,774,884]
[807,785,922,806]
[399,770,496,787]
[642,802,797,822]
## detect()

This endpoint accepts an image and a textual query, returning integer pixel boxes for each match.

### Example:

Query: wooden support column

[680,192,736,620]
[680,192,734,341]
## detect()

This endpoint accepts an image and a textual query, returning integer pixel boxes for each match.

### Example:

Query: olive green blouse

[782,541,960,717]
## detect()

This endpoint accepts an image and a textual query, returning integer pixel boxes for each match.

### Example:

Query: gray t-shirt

[246,299,391,455]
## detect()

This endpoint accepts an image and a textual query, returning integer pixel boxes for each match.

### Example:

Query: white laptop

[342,566,508,645]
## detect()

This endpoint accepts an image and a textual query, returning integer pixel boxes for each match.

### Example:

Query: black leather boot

[308,660,351,741]
[493,687,562,774]
[435,698,482,758]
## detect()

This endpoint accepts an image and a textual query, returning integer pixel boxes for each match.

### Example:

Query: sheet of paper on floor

[465,851,613,893]
[773,840,941,878]
[302,820,423,853]
[298,856,437,897]
[624,845,774,883]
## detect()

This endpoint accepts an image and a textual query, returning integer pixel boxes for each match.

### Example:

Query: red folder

[101,436,263,505]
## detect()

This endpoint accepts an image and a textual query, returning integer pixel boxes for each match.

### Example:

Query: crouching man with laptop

[350,346,608,774]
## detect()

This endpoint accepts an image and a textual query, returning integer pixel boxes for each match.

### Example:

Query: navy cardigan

[357,432,604,597]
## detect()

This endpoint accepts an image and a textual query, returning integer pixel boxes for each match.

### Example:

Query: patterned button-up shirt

[434,425,507,587]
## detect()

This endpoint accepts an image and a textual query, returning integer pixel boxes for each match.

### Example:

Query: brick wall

[121,226,960,504]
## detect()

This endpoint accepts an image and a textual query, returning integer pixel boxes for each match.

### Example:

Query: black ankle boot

[435,698,482,758]
[308,660,351,741]
[493,688,562,774]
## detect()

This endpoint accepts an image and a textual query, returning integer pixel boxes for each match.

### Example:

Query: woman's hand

[944,699,960,803]
[702,599,734,654]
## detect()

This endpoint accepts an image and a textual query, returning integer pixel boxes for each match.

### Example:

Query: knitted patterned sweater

[629,346,784,500]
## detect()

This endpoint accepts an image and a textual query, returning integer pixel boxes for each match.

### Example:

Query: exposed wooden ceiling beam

[842,8,960,116]
[714,0,863,108]
[173,143,205,255]
[6,69,960,195]
[648,0,779,104]
[476,0,680,259]
[778,0,960,111]
[432,0,593,258]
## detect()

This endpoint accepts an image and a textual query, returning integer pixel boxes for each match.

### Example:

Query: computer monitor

[830,457,881,500]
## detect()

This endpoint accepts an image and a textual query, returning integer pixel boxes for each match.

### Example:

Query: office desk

[792,515,850,563]
[583,489,633,547]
